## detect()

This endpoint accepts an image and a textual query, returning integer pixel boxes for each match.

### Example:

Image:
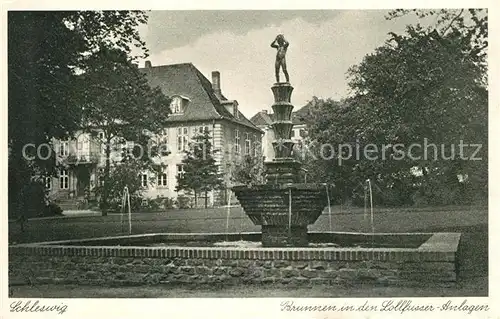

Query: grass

[8,205,486,243]
[8,205,488,298]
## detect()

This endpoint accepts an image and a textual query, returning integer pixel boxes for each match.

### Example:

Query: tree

[231,154,264,186]
[384,9,488,204]
[299,97,390,204]
[8,11,149,218]
[95,157,152,212]
[386,9,487,64]
[176,131,223,208]
[77,46,170,212]
[304,10,487,206]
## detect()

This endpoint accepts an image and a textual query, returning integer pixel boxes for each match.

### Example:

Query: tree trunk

[194,190,197,208]
[204,190,208,209]
[9,142,31,221]
[101,138,112,216]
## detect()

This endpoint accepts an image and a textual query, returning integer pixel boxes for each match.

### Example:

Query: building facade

[250,105,310,161]
[47,62,263,207]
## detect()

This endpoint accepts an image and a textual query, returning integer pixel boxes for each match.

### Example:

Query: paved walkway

[8,210,101,223]
[62,210,101,217]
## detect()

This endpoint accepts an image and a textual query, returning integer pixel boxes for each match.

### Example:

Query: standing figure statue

[271,34,290,83]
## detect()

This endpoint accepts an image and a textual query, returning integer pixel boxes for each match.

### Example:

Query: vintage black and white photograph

[6,6,490,304]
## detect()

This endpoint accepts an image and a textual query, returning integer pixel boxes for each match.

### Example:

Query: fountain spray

[366,179,374,234]
[225,190,231,242]
[326,184,332,232]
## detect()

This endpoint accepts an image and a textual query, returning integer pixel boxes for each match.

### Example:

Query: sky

[136,10,424,119]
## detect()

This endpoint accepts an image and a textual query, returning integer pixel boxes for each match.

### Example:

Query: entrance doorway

[75,166,91,198]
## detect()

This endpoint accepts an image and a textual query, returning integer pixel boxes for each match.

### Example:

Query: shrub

[42,202,63,217]
[147,198,161,211]
[412,188,460,207]
[106,193,143,213]
[162,197,176,209]
[177,195,192,209]
[152,197,176,210]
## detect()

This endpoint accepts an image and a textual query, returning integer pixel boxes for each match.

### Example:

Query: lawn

[8,205,487,243]
[8,205,488,298]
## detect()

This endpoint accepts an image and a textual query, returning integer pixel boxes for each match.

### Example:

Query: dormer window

[222,100,239,119]
[170,95,190,114]
[171,97,182,114]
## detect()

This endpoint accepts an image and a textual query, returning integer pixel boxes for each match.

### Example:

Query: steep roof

[140,63,261,132]
[250,111,273,127]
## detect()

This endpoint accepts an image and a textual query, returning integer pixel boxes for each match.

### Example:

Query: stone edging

[9,232,459,262]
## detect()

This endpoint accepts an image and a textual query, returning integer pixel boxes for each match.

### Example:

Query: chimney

[212,71,221,98]
[262,110,268,114]
[145,60,152,68]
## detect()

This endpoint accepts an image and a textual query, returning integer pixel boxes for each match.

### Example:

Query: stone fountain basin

[9,231,461,287]
[232,183,330,226]
[232,183,332,247]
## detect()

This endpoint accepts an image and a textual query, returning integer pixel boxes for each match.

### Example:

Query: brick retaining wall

[9,232,460,287]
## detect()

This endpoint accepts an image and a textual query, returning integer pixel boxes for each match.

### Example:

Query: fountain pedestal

[262,225,308,247]
[233,82,330,247]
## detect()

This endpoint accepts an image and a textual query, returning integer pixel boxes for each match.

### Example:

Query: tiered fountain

[232,36,330,247]
[8,35,461,289]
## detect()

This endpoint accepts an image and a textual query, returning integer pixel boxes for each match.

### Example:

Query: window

[199,125,210,135]
[171,97,183,114]
[98,168,105,187]
[83,136,89,149]
[176,164,185,180]
[291,130,296,137]
[120,140,136,158]
[245,132,251,155]
[141,174,148,188]
[177,127,188,152]
[59,169,69,189]
[98,131,105,140]
[235,129,240,154]
[127,141,135,154]
[157,129,169,156]
[45,177,52,190]
[59,141,69,157]
[299,129,306,138]
[192,125,210,137]
[157,171,168,187]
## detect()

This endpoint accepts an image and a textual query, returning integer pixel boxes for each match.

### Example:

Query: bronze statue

[271,34,289,83]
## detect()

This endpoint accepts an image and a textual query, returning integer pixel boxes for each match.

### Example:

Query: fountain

[232,34,332,247]
[232,81,330,247]
[8,35,462,289]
